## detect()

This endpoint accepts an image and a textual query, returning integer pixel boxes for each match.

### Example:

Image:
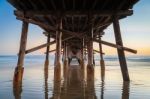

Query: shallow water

[0,55,150,99]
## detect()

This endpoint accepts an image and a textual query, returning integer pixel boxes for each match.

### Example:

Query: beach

[0,55,150,99]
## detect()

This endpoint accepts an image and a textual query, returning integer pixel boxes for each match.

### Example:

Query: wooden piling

[87,27,94,71]
[113,16,130,81]
[81,38,85,68]
[63,42,68,79]
[93,53,95,66]
[99,34,105,75]
[55,18,62,67]
[87,28,93,67]
[84,44,87,61]
[54,18,62,81]
[13,21,29,85]
[87,41,93,68]
[45,33,50,66]
[63,42,68,66]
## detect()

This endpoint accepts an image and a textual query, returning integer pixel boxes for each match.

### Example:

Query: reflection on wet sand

[100,78,105,99]
[13,64,130,99]
[86,66,96,99]
[44,63,49,99]
[13,68,23,99]
[122,82,130,99]
[50,65,96,99]
[13,81,22,99]
[100,63,105,99]
[50,65,130,99]
[53,64,61,99]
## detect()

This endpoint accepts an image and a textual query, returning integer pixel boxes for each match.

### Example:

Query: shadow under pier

[51,65,95,99]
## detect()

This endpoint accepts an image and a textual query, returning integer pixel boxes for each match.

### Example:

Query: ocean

[0,55,150,99]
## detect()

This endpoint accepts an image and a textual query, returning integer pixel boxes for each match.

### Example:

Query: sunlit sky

[0,0,150,55]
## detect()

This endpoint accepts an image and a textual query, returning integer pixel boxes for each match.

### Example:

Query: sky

[0,0,150,56]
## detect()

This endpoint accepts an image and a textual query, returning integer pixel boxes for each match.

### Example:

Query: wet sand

[0,55,150,99]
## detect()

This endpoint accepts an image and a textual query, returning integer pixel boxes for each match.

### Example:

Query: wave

[0,55,150,63]
[95,56,150,62]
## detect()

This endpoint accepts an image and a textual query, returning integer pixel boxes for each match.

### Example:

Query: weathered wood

[14,21,28,86]
[16,16,136,54]
[93,39,137,54]
[25,40,55,54]
[93,50,105,55]
[99,35,105,72]
[45,33,50,60]
[16,17,84,39]
[47,49,56,53]
[17,21,29,68]
[99,35,104,61]
[87,27,94,67]
[80,38,85,68]
[14,10,133,17]
[26,36,74,54]
[17,16,137,55]
[113,16,130,81]
[81,38,85,61]
[55,18,62,67]
[122,82,130,99]
[63,42,68,77]
[45,33,51,66]
[64,42,68,61]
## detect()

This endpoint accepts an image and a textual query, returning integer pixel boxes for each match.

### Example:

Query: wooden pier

[7,0,139,86]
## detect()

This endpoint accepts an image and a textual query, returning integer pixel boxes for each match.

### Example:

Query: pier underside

[7,0,139,86]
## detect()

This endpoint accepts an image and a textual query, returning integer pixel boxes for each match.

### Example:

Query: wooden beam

[47,49,56,53]
[14,10,133,17]
[17,17,137,54]
[85,49,104,54]
[44,49,64,54]
[25,40,55,54]
[25,35,76,54]
[93,39,137,54]
[16,17,84,38]
[93,50,105,55]
[94,22,111,30]
[62,0,66,10]
[16,16,101,41]
[113,16,130,81]
[91,0,98,9]
[50,0,56,10]
[28,0,38,10]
